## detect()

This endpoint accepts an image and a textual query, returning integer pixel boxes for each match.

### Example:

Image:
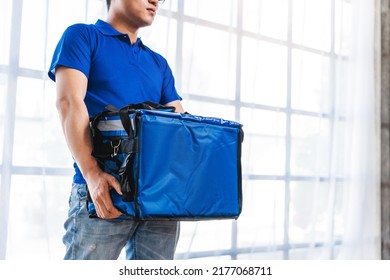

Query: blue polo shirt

[48,19,182,184]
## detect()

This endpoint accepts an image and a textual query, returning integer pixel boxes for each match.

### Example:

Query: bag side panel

[90,114,138,219]
[137,113,241,219]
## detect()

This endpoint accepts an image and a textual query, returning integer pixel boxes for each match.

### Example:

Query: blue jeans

[63,183,180,260]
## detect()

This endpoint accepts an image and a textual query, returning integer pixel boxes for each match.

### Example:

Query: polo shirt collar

[94,19,145,49]
[95,19,124,36]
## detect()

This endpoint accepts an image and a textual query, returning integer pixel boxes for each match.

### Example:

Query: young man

[48,0,184,260]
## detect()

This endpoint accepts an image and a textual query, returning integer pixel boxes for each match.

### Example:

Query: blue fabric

[48,20,181,184]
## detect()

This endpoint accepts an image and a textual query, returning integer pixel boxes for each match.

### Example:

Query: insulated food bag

[88,102,244,221]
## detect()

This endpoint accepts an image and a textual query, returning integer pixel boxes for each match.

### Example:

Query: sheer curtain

[335,0,379,259]
[273,0,380,259]
[0,0,380,260]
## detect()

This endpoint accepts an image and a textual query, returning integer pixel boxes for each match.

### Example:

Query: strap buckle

[110,139,122,157]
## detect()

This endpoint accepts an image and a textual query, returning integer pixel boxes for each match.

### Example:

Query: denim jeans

[63,183,180,260]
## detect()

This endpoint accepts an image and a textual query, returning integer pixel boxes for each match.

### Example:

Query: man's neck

[106,16,139,45]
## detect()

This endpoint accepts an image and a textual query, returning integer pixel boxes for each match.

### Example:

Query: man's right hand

[85,170,123,219]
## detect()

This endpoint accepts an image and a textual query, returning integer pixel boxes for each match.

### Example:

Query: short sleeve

[48,24,92,82]
[160,60,182,104]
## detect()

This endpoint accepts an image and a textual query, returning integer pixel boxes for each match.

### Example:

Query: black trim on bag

[236,127,244,218]
[133,113,142,220]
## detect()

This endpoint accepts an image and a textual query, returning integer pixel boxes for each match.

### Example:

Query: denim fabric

[63,183,180,260]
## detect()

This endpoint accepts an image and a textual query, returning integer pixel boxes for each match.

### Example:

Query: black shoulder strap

[119,108,135,138]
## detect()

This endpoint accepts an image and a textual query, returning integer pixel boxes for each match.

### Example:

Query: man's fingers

[100,193,122,218]
[95,200,122,219]
[92,184,122,219]
[109,176,123,195]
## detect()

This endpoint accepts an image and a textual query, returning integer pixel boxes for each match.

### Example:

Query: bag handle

[119,101,176,113]
[118,101,176,137]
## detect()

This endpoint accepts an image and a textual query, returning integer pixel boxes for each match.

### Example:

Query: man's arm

[55,66,122,219]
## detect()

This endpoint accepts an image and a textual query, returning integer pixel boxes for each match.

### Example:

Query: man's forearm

[57,98,100,180]
[55,66,122,219]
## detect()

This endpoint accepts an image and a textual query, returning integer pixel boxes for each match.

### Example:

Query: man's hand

[85,170,123,219]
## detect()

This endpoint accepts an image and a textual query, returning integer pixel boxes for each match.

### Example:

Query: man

[48,0,184,260]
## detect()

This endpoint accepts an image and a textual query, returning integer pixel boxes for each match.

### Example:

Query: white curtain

[335,0,379,259]
[0,0,380,260]
[290,0,380,259]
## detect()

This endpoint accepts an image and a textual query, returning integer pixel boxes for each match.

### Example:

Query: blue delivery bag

[88,102,244,221]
